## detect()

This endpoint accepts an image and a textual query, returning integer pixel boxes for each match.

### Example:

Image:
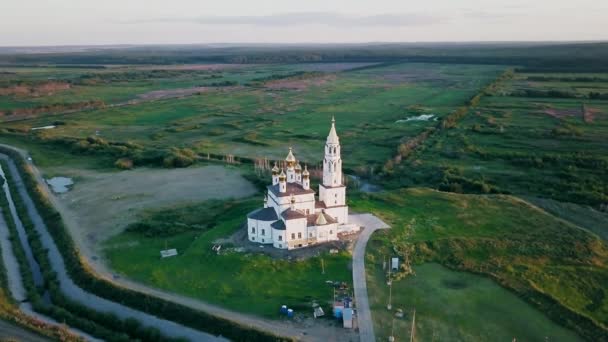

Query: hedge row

[0,147,288,341]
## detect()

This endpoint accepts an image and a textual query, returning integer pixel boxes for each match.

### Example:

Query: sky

[1,0,607,46]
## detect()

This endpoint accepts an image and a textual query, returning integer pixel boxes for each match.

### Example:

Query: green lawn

[103,198,352,318]
[367,263,583,341]
[352,188,608,340]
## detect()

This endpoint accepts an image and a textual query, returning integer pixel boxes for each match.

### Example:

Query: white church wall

[247,218,274,244]
[324,206,349,224]
[319,185,346,207]
[272,228,287,249]
[285,218,308,249]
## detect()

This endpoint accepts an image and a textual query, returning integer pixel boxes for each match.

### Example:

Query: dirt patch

[543,108,581,118]
[265,74,337,91]
[134,86,212,101]
[134,64,250,71]
[583,106,601,123]
[543,106,602,123]
[0,99,105,122]
[49,165,257,256]
[127,86,241,103]
[0,81,71,97]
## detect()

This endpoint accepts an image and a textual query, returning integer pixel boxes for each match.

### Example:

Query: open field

[103,198,353,319]
[49,164,257,257]
[1,62,504,170]
[351,188,608,340]
[367,263,582,341]
[387,70,608,206]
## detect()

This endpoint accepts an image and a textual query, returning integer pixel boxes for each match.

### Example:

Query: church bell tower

[319,117,347,221]
[323,116,342,187]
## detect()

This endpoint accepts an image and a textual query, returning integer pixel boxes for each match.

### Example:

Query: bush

[114,158,133,170]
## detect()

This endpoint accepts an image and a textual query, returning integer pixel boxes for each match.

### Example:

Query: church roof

[286,147,296,162]
[307,212,337,226]
[327,116,339,144]
[247,207,278,221]
[267,183,315,197]
[281,208,307,220]
[271,220,286,230]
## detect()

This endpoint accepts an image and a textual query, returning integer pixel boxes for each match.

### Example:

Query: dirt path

[349,214,390,342]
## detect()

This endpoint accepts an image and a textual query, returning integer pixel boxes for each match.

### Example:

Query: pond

[46,176,74,193]
[347,175,382,193]
[369,263,583,341]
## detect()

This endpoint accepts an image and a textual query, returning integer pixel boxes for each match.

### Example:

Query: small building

[391,257,399,271]
[342,308,354,328]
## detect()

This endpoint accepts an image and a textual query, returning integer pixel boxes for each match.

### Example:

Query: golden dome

[285,147,296,163]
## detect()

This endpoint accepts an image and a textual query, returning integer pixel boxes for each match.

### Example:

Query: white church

[247,118,359,249]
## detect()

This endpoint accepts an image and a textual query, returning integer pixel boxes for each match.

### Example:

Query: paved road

[0,319,51,342]
[1,153,225,341]
[349,214,390,342]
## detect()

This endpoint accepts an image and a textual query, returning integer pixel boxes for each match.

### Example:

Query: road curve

[1,153,225,341]
[349,214,390,342]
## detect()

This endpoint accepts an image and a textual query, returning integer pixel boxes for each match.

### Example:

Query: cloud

[138,12,443,27]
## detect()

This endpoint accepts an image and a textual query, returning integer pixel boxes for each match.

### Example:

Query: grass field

[103,198,352,318]
[367,263,582,341]
[352,188,608,340]
[1,63,504,171]
[387,70,608,206]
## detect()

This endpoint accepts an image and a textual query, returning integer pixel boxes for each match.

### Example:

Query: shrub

[114,158,133,170]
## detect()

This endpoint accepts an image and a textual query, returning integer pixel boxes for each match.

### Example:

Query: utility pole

[387,279,392,310]
[321,258,325,274]
[388,318,395,342]
[410,309,416,342]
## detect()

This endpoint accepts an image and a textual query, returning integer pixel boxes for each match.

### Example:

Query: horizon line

[1,39,607,49]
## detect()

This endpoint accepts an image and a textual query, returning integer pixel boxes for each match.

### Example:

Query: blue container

[287,309,294,318]
[334,307,343,319]
[280,305,288,315]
